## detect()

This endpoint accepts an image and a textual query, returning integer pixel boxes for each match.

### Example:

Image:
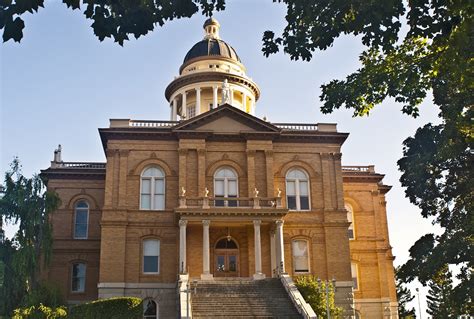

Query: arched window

[345,204,355,239]
[74,200,89,239]
[140,166,165,210]
[143,299,158,319]
[71,263,86,292]
[143,239,160,274]
[351,262,359,291]
[292,239,309,273]
[286,168,310,210]
[214,167,238,207]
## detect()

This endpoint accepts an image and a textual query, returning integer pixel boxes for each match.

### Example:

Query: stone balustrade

[179,196,282,209]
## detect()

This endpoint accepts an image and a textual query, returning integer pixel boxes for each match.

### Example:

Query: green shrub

[68,297,143,319]
[12,304,67,319]
[295,275,343,319]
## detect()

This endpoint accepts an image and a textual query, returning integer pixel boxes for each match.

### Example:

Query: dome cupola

[165,18,260,121]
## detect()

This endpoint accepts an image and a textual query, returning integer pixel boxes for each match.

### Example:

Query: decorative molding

[265,150,274,157]
[293,155,299,161]
[178,148,188,156]
[333,153,342,160]
[119,149,129,156]
[246,149,256,156]
[222,153,229,160]
[197,149,206,156]
[150,152,157,158]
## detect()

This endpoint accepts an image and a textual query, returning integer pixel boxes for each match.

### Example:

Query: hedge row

[13,297,143,319]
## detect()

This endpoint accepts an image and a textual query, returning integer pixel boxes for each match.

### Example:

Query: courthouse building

[41,18,398,318]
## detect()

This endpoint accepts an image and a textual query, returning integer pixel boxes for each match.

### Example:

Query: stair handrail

[280,274,317,319]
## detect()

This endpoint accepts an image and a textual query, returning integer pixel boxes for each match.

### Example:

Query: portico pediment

[172,104,281,134]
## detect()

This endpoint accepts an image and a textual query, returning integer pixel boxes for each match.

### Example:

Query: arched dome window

[214,167,238,207]
[140,166,165,210]
[74,200,89,239]
[285,168,310,210]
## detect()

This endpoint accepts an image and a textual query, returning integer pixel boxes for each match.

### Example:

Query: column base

[200,273,214,280]
[253,273,266,280]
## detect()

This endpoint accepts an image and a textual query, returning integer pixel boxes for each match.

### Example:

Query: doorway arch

[214,237,239,277]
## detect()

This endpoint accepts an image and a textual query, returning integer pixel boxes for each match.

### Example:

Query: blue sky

[1,0,439,315]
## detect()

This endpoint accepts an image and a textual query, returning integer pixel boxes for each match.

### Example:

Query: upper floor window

[286,168,310,210]
[292,239,309,273]
[143,299,158,319]
[345,204,355,239]
[74,201,89,239]
[351,262,359,291]
[143,239,160,274]
[71,263,86,292]
[140,166,165,210]
[214,167,238,207]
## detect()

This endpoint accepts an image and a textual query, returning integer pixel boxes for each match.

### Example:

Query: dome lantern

[203,18,220,39]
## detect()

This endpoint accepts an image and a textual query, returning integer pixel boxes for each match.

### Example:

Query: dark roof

[183,38,241,64]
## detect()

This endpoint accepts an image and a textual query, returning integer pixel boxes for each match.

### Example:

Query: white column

[242,92,247,112]
[195,87,201,116]
[201,220,213,280]
[172,98,178,121]
[213,86,218,109]
[275,220,285,274]
[253,220,264,279]
[250,98,256,115]
[182,91,187,119]
[179,219,187,274]
[230,88,234,105]
[270,230,276,277]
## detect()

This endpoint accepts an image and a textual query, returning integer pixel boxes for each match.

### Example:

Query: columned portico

[201,220,213,280]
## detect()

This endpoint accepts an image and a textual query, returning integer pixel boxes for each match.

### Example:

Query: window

[346,204,355,239]
[74,201,89,239]
[143,239,160,274]
[214,167,238,207]
[140,166,165,210]
[143,299,158,319]
[292,240,309,273]
[351,263,359,290]
[71,263,86,292]
[286,168,310,210]
[187,105,196,118]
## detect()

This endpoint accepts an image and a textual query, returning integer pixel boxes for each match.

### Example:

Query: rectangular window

[71,263,86,292]
[154,179,165,210]
[292,240,309,272]
[351,263,359,290]
[74,210,88,239]
[286,181,297,210]
[187,105,196,118]
[141,179,151,209]
[143,240,160,274]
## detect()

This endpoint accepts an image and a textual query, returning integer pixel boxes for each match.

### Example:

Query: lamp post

[416,288,422,319]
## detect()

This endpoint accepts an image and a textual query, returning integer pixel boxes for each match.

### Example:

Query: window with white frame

[187,105,196,118]
[345,203,355,239]
[74,200,89,239]
[351,262,359,290]
[286,168,310,210]
[143,299,158,319]
[140,166,165,210]
[143,239,160,274]
[71,263,86,292]
[292,240,310,273]
[214,167,238,207]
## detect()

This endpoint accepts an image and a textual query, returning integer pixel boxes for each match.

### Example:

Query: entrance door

[214,238,239,277]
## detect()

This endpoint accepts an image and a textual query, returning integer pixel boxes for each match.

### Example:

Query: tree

[0,158,60,316]
[395,267,416,319]
[426,264,455,318]
[294,276,343,318]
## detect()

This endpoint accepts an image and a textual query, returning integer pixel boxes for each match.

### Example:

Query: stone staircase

[190,278,303,318]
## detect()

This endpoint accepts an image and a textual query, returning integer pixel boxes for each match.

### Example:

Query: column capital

[195,87,201,92]
[182,90,187,96]
[179,219,188,227]
[202,219,211,226]
[275,220,284,226]
[253,220,262,226]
